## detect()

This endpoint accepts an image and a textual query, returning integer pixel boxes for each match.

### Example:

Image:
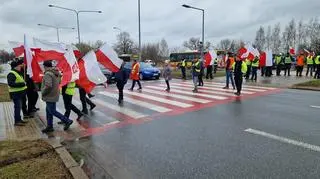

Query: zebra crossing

[36,81,279,135]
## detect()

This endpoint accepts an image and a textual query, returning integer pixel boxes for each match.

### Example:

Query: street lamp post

[38,23,75,42]
[182,4,205,61]
[138,0,141,61]
[48,4,102,44]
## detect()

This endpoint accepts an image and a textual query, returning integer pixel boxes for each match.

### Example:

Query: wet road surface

[63,87,320,179]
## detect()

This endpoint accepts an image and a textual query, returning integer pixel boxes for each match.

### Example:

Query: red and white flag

[8,41,24,57]
[96,43,123,72]
[204,50,217,67]
[76,50,107,93]
[33,38,79,86]
[72,45,82,59]
[289,47,295,55]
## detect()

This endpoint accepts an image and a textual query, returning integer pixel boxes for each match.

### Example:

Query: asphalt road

[64,88,320,179]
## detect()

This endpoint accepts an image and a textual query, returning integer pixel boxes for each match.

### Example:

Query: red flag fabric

[238,47,247,60]
[204,51,217,67]
[96,43,123,72]
[259,51,266,68]
[289,47,295,55]
[76,59,96,93]
[76,50,107,93]
[8,41,24,57]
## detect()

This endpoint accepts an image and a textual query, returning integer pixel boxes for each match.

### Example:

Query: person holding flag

[233,56,247,96]
[129,59,142,91]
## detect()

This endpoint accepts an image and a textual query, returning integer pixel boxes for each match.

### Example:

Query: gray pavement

[65,89,320,179]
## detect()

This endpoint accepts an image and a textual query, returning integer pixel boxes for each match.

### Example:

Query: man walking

[233,57,247,96]
[79,87,96,115]
[7,60,28,126]
[284,53,293,76]
[61,82,83,121]
[206,62,213,80]
[198,60,204,86]
[223,54,235,89]
[245,58,252,80]
[41,61,73,133]
[180,59,186,80]
[192,58,201,93]
[296,52,305,77]
[275,54,283,76]
[115,62,129,104]
[251,56,259,81]
[314,53,320,79]
[129,59,142,91]
[163,60,172,92]
[306,54,314,77]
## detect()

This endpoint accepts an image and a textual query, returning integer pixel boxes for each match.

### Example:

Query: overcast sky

[0,0,319,51]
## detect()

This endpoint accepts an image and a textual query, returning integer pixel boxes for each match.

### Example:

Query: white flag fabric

[266,50,273,67]
[83,50,107,84]
[24,34,34,77]
[65,45,80,82]
[96,43,123,72]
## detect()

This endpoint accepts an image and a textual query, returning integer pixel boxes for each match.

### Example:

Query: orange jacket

[297,55,305,66]
[130,62,140,80]
[228,57,235,69]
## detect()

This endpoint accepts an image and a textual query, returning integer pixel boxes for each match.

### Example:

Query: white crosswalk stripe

[171,83,255,95]
[146,86,228,100]
[94,99,148,119]
[142,88,211,104]
[181,82,266,92]
[164,85,238,97]
[124,90,193,108]
[99,91,171,113]
[210,82,276,90]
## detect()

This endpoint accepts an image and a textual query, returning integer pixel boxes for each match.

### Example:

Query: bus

[169,50,226,68]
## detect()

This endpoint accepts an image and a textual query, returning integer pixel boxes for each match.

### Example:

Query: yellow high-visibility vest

[8,70,27,93]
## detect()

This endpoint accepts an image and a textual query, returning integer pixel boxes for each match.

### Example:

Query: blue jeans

[192,75,199,90]
[46,102,70,127]
[11,93,23,123]
[226,70,235,88]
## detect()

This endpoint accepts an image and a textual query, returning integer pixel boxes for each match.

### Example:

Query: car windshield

[140,62,153,69]
[124,62,153,69]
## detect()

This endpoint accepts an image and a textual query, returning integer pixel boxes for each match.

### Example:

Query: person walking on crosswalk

[129,59,142,91]
[7,60,28,126]
[61,82,83,122]
[198,60,204,86]
[180,59,186,80]
[192,58,201,93]
[163,60,172,92]
[233,57,247,96]
[41,61,73,133]
[223,53,235,89]
[115,62,130,104]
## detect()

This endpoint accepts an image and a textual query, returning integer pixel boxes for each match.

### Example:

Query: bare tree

[218,39,231,50]
[183,37,200,50]
[288,18,297,48]
[141,43,161,62]
[297,19,307,50]
[159,38,169,58]
[271,23,281,54]
[114,31,135,55]
[265,25,272,50]
[170,46,182,54]
[92,40,104,50]
[75,42,93,55]
[254,26,266,51]
[306,17,320,53]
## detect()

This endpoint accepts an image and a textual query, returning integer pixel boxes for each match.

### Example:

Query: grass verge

[0,140,72,179]
[0,84,10,102]
[294,80,320,88]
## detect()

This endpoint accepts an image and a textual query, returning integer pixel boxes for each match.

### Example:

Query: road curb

[46,139,89,179]
[290,86,320,91]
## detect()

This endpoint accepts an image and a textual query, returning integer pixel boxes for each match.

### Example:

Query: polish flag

[204,50,217,67]
[289,47,295,55]
[33,38,79,86]
[72,45,82,59]
[96,43,123,72]
[8,41,24,57]
[266,50,273,67]
[76,50,107,93]
[240,44,259,61]
[238,47,248,60]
